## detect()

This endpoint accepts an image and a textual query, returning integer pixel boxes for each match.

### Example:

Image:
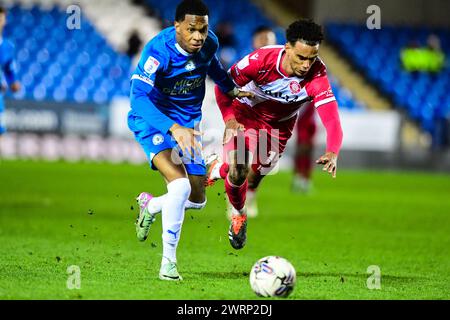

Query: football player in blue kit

[128,0,251,281]
[0,6,21,136]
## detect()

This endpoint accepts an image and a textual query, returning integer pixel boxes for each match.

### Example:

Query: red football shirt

[228,45,336,124]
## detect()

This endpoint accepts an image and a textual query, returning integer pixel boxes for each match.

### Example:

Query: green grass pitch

[0,160,449,299]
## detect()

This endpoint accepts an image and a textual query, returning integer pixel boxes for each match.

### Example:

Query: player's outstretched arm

[316,101,343,178]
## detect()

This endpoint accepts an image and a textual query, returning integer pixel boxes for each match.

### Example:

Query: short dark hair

[0,6,7,14]
[252,25,274,37]
[175,0,209,22]
[286,19,324,46]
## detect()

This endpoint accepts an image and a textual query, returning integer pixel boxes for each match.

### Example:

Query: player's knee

[167,177,191,201]
[228,164,249,185]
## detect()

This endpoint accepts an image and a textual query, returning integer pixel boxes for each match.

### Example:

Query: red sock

[225,175,248,212]
[219,163,229,179]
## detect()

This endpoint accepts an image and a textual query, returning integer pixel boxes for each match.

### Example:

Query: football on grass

[249,256,297,297]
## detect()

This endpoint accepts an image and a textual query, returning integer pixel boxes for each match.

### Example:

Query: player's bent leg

[128,113,183,242]
[136,173,206,228]
[134,148,188,242]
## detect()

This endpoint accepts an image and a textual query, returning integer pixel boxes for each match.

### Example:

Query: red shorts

[223,104,296,176]
[296,102,316,144]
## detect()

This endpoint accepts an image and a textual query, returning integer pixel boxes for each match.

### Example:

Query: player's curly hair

[175,0,209,22]
[286,19,324,46]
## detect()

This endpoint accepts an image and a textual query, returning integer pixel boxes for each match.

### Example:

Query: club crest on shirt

[185,60,196,71]
[289,81,301,94]
[152,134,164,146]
[144,56,160,74]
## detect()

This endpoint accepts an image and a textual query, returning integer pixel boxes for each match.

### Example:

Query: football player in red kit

[208,19,343,249]
[224,25,278,219]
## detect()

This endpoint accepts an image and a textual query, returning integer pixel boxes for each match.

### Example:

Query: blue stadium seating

[3,4,132,104]
[326,22,449,141]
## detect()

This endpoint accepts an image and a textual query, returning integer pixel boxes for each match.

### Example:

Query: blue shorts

[127,111,206,176]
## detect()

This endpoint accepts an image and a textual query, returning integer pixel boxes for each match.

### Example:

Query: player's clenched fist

[316,151,338,178]
[227,87,255,99]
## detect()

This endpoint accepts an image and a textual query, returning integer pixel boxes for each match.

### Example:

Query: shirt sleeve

[207,54,235,94]
[316,100,343,155]
[307,70,342,154]
[129,43,176,134]
[308,75,337,109]
[228,51,261,87]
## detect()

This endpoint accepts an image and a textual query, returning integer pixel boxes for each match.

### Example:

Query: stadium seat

[326,22,450,144]
[4,3,132,104]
